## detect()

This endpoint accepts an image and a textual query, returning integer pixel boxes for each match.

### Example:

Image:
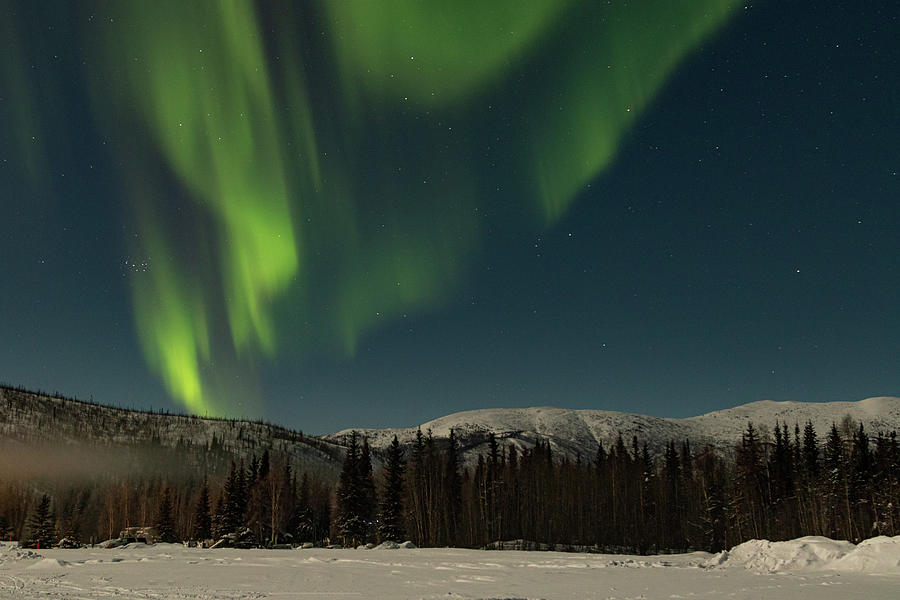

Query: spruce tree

[378,435,406,542]
[26,494,55,549]
[695,445,726,552]
[358,438,377,542]
[192,479,212,541]
[733,423,765,541]
[662,441,682,549]
[442,429,462,546]
[211,494,226,539]
[823,423,845,538]
[336,431,367,546]
[294,472,313,543]
[223,461,246,534]
[793,423,802,475]
[156,487,178,543]
[802,421,819,477]
[850,423,873,539]
[407,428,427,545]
[637,442,656,553]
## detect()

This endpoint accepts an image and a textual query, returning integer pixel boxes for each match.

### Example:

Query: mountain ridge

[326,396,900,463]
[4,383,899,475]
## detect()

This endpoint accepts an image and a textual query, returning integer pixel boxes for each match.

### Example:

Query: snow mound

[27,557,69,569]
[710,535,900,574]
[725,536,854,572]
[832,536,900,573]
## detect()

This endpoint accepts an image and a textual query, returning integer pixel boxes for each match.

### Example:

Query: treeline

[335,418,899,553]
[3,418,899,553]
[1,449,333,549]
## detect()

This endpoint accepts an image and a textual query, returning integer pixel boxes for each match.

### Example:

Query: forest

[2,416,898,553]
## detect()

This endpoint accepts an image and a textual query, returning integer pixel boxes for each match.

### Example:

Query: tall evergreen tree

[694,444,726,552]
[294,472,313,542]
[358,438,377,542]
[661,441,682,550]
[872,431,899,534]
[442,429,462,546]
[802,421,819,477]
[407,428,428,545]
[638,442,656,553]
[378,435,406,542]
[26,494,55,549]
[823,423,846,539]
[156,487,178,543]
[192,479,212,541]
[849,423,873,540]
[223,461,247,535]
[336,431,372,546]
[732,422,766,541]
[211,494,226,539]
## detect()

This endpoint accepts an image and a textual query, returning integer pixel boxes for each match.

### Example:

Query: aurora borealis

[2,1,898,431]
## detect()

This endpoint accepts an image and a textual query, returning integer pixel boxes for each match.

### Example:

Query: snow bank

[725,536,854,572]
[710,535,900,574]
[832,536,900,572]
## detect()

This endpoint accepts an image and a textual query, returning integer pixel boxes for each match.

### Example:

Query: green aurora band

[1,0,741,416]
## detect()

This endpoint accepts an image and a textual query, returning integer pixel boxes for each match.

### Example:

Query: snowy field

[1,537,899,599]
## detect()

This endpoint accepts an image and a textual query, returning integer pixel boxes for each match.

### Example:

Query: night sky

[1,1,898,433]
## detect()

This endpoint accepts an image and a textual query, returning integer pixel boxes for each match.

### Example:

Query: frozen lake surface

[1,537,899,599]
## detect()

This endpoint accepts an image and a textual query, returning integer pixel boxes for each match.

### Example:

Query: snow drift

[710,535,900,574]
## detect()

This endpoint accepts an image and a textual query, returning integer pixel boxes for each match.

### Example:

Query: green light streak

[0,10,45,183]
[333,209,478,356]
[7,1,741,416]
[90,1,304,413]
[321,0,576,107]
[130,208,211,415]
[530,1,740,222]
[122,2,299,354]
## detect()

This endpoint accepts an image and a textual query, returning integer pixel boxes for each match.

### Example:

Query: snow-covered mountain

[327,397,900,464]
[4,384,899,477]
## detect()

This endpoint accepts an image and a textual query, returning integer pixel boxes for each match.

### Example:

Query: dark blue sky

[1,1,898,433]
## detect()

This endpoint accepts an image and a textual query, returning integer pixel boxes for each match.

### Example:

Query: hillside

[0,385,343,482]
[327,397,900,464]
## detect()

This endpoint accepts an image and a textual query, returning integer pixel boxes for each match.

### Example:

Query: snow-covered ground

[1,537,899,599]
